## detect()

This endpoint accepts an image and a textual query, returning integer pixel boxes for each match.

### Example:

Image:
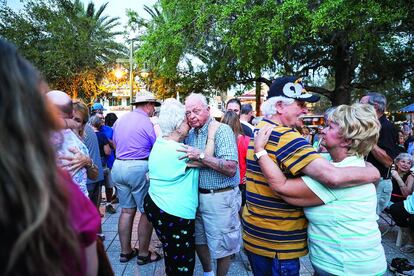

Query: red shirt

[237,135,250,184]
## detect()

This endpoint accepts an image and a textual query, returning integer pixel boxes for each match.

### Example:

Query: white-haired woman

[255,104,386,275]
[391,153,414,203]
[144,98,199,275]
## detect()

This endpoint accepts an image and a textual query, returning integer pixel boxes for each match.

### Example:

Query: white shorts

[195,186,242,259]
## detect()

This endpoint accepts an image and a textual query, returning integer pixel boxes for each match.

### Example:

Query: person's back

[113,109,155,160]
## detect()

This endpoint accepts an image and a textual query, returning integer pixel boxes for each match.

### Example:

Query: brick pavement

[100,203,413,275]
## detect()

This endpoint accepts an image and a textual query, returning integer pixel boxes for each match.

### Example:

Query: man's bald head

[46,90,73,117]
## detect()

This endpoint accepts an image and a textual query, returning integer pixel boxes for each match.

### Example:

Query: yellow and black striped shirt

[242,118,321,260]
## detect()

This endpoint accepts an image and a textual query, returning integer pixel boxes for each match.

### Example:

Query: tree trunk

[332,34,352,106]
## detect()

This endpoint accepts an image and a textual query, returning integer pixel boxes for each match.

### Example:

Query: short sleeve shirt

[302,156,386,275]
[242,118,321,260]
[113,109,156,160]
[185,118,239,190]
[148,138,199,219]
[54,129,89,196]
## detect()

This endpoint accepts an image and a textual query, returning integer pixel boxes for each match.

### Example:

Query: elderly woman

[143,98,199,275]
[391,153,414,203]
[254,103,386,275]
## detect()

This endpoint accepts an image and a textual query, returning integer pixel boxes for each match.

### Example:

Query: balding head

[46,90,72,118]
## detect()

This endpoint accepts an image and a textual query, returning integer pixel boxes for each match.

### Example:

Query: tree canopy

[131,0,414,109]
[0,0,126,102]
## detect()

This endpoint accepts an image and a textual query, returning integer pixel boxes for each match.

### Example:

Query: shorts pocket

[222,226,241,251]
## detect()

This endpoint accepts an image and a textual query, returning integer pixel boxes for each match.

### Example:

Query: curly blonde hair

[328,103,380,157]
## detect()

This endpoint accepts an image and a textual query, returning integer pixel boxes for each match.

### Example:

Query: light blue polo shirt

[148,138,199,219]
[302,156,386,276]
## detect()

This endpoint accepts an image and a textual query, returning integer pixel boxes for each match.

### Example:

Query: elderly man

[243,76,381,275]
[360,92,399,214]
[111,91,162,265]
[180,93,240,276]
[47,90,97,196]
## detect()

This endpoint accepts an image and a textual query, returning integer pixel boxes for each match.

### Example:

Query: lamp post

[129,40,134,111]
[116,39,138,111]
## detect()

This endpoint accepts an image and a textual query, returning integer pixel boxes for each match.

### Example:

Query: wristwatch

[254,150,268,161]
[198,152,205,162]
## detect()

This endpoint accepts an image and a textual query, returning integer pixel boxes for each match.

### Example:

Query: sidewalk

[100,203,413,275]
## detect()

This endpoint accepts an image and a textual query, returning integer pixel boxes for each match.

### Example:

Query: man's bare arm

[255,125,380,189]
[178,146,237,177]
[370,145,393,168]
[301,158,380,188]
[257,153,324,207]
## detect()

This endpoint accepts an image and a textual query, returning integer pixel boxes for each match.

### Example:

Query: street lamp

[116,39,138,111]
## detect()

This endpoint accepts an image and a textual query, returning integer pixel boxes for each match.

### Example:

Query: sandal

[137,251,162,265]
[401,244,414,253]
[119,248,138,263]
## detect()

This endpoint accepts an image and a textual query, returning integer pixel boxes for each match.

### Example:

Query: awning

[399,103,414,113]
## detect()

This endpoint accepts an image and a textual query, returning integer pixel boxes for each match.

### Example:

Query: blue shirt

[101,125,115,168]
[148,138,199,219]
[113,108,156,160]
[185,118,239,190]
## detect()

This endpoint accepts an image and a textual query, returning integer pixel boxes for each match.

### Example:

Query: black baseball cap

[267,76,320,103]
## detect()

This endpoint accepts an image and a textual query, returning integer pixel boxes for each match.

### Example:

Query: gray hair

[159,98,186,137]
[261,96,295,117]
[185,93,208,107]
[89,114,103,128]
[365,92,387,114]
[395,152,414,166]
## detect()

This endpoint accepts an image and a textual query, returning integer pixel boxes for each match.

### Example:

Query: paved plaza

[100,201,413,275]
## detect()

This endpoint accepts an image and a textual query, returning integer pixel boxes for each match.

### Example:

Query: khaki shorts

[376,177,392,215]
[195,186,242,259]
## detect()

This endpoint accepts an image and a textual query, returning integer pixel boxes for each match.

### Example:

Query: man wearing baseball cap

[242,76,381,275]
[111,91,162,264]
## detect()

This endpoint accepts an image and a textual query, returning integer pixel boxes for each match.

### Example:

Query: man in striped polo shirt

[242,76,381,275]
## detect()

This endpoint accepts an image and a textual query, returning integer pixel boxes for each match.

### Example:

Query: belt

[116,157,148,161]
[199,186,234,194]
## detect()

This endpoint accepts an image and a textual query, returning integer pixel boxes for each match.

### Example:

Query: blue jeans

[246,251,300,276]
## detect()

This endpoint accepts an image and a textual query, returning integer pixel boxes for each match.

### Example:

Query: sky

[6,0,157,41]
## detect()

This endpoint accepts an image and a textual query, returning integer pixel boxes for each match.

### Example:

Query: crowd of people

[2,36,414,276]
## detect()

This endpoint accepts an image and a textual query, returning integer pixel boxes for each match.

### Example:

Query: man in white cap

[111,91,162,264]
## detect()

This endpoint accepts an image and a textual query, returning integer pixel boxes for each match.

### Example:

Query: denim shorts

[111,159,148,212]
[195,186,242,259]
[376,178,392,215]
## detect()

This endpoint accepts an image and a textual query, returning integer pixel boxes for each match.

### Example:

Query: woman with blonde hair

[0,38,100,275]
[255,103,386,275]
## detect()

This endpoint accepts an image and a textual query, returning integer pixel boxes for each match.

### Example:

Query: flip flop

[400,244,414,253]
[119,248,138,263]
[137,251,162,265]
